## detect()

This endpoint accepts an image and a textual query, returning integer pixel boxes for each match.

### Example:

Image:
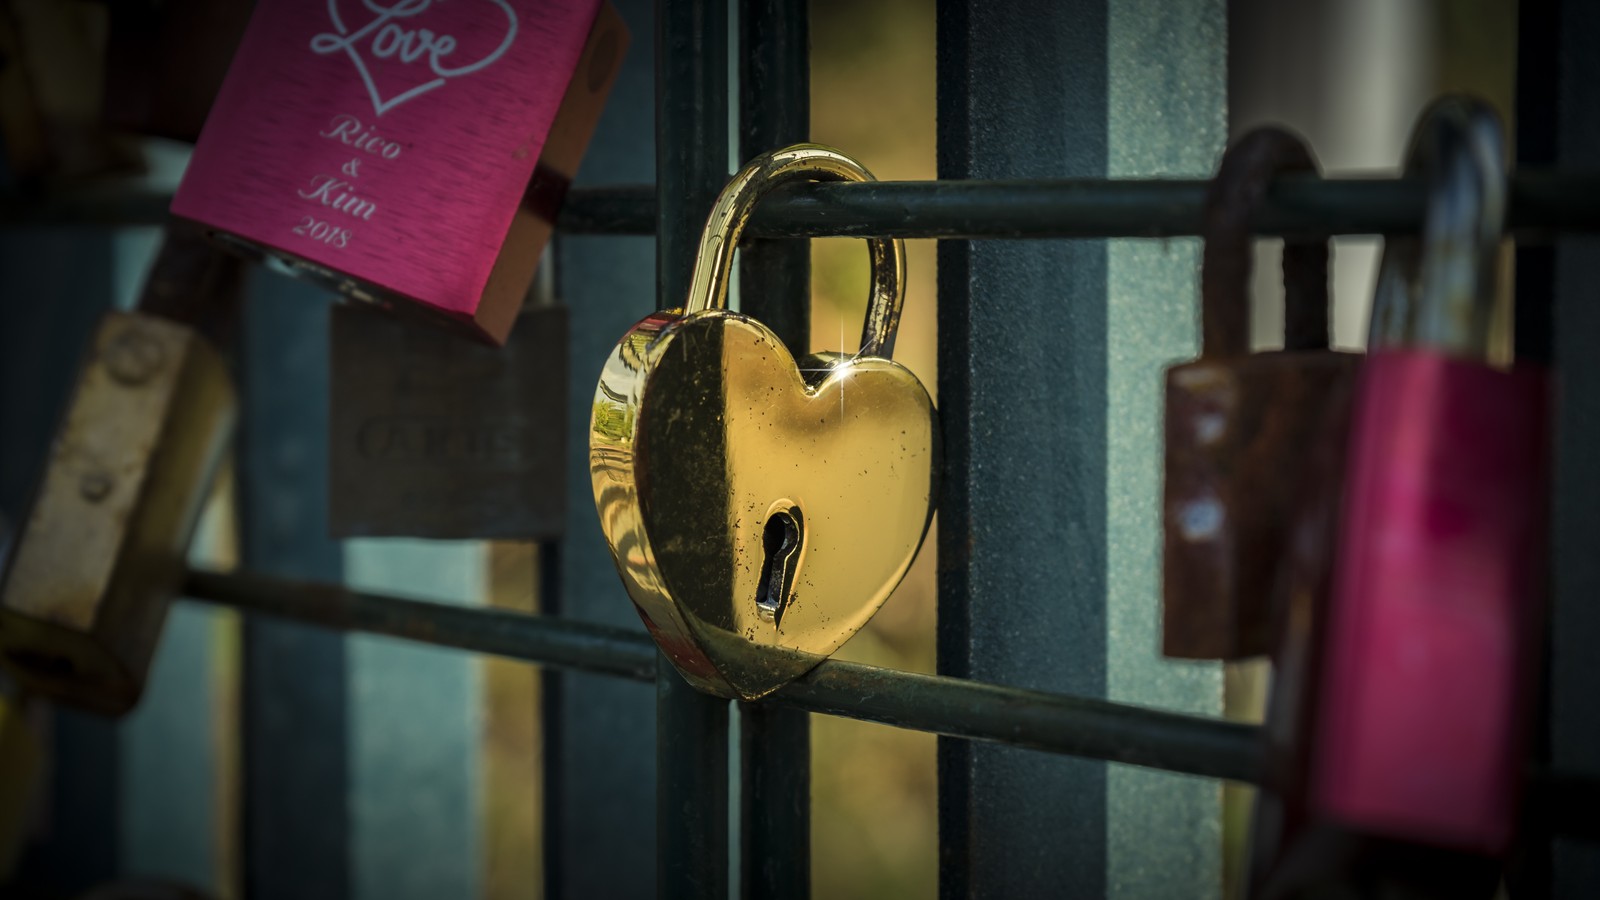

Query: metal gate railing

[9,0,1600,896]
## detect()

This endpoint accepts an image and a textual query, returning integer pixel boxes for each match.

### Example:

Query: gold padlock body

[0,696,41,880]
[0,311,235,715]
[591,308,937,700]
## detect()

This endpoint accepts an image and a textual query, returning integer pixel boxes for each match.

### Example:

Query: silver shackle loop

[1368,95,1508,356]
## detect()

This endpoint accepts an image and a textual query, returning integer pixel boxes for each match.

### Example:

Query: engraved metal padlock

[171,0,628,344]
[0,307,236,715]
[590,144,938,700]
[329,301,567,538]
[1307,96,1547,857]
[1163,127,1361,660]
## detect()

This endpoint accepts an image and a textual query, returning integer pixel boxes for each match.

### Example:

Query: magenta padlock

[1308,96,1549,856]
[171,0,628,344]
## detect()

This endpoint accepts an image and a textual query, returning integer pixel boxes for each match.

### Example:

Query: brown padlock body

[329,303,568,539]
[0,312,236,715]
[1162,347,1359,659]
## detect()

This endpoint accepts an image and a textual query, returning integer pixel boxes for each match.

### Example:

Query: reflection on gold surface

[589,146,938,700]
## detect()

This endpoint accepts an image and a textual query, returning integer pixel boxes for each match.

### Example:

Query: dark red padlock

[1306,96,1549,857]
[1162,127,1359,660]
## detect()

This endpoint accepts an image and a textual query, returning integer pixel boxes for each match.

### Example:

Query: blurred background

[0,0,1517,898]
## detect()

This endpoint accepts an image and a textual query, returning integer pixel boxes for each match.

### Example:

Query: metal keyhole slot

[755,507,803,627]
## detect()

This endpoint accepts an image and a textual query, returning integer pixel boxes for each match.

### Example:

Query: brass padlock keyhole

[756,507,803,627]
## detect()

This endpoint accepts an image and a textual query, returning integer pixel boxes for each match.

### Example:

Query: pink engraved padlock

[1309,96,1550,856]
[171,0,628,344]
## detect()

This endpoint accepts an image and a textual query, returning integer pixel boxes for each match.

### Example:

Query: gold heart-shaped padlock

[589,144,939,700]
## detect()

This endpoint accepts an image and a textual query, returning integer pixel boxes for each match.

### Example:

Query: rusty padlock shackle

[1200,127,1329,359]
[1369,95,1508,356]
[684,144,908,358]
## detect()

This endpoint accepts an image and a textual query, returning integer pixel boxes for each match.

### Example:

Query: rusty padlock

[1162,127,1360,660]
[0,234,238,715]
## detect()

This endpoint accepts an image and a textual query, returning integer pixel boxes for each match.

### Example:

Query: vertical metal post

[546,0,659,897]
[738,0,810,346]
[1,233,119,895]
[936,1,1225,897]
[1544,0,1600,894]
[656,1,731,898]
[1510,4,1557,897]
[120,231,240,894]
[737,3,812,897]
[936,4,1110,896]
[239,274,349,900]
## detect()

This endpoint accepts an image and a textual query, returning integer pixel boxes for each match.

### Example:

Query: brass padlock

[590,144,939,700]
[1162,127,1361,660]
[0,311,235,714]
[0,694,41,881]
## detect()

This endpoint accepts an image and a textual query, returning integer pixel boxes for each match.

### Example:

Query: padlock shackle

[684,144,908,358]
[1200,127,1330,359]
[1368,96,1507,356]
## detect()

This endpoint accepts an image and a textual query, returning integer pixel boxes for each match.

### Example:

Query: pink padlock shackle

[1368,96,1508,356]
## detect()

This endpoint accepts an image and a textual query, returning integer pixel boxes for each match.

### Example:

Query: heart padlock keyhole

[756,507,804,627]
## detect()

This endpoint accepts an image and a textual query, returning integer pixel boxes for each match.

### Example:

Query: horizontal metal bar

[558,172,1600,238]
[9,172,1600,237]
[183,569,658,681]
[0,188,175,228]
[181,567,1600,823]
[783,658,1258,782]
[182,568,1253,780]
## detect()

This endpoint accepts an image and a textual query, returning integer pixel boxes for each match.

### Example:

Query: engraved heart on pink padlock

[312,0,522,116]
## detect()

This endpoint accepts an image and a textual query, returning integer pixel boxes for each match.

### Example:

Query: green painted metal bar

[561,172,1600,238]
[935,2,1114,894]
[237,273,351,900]
[544,1,658,895]
[735,1,812,898]
[179,565,1600,834]
[184,569,656,681]
[179,569,1253,780]
[655,0,732,897]
[16,173,1600,236]
[1543,0,1600,894]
